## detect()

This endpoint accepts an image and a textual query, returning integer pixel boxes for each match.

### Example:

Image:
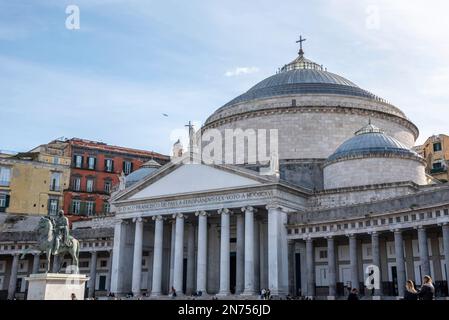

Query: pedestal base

[26,273,89,300]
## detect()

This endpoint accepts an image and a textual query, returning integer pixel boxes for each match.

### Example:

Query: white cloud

[224,67,259,77]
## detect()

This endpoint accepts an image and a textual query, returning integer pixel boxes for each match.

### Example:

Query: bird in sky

[162,113,169,117]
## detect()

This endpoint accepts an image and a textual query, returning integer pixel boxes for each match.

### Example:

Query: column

[186,222,195,295]
[267,205,281,295]
[442,223,449,293]
[32,253,40,274]
[306,238,315,297]
[242,206,256,295]
[196,211,208,294]
[88,251,98,298]
[254,218,261,293]
[131,217,144,295]
[169,220,176,289]
[173,213,185,294]
[393,229,406,297]
[327,236,336,298]
[371,231,382,296]
[349,234,359,290]
[151,215,164,296]
[7,254,19,300]
[217,208,231,295]
[235,213,244,294]
[106,250,113,293]
[110,219,127,294]
[417,226,431,278]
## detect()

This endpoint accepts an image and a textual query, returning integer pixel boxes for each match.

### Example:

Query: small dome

[125,160,161,188]
[327,123,420,163]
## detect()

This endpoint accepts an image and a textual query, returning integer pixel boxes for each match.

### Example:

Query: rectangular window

[104,181,111,193]
[104,159,113,172]
[319,250,328,259]
[48,199,58,215]
[72,177,81,191]
[103,202,110,214]
[0,167,11,186]
[88,157,96,170]
[433,142,442,152]
[53,157,59,165]
[74,155,83,168]
[433,162,442,169]
[123,161,133,175]
[0,193,10,212]
[86,179,94,192]
[50,172,61,191]
[71,200,81,214]
[86,201,95,216]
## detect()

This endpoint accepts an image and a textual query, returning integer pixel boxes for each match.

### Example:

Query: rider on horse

[52,210,70,255]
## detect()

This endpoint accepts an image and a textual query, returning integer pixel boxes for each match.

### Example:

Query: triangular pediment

[116,162,273,201]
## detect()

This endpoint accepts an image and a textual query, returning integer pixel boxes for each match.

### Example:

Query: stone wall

[308,182,419,210]
[201,109,416,161]
[323,157,426,189]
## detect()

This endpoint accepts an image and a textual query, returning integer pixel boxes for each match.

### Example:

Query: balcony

[0,180,10,187]
[431,167,447,174]
[49,185,61,192]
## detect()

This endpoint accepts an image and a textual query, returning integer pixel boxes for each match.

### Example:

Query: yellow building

[0,143,71,216]
[414,134,449,182]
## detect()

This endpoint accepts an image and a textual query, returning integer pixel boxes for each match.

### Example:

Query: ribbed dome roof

[125,160,161,188]
[221,54,385,108]
[327,123,420,162]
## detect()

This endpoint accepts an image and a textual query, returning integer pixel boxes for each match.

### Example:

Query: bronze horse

[20,216,80,273]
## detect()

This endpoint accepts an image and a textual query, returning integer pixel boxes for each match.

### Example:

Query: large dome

[222,68,383,108]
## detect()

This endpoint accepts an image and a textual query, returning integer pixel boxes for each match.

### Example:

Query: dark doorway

[295,253,301,296]
[230,252,236,294]
[391,266,398,296]
[183,258,187,294]
[99,275,106,291]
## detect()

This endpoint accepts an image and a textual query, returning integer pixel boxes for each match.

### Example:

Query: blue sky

[1,0,448,155]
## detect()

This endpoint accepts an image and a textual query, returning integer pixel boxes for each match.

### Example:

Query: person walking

[347,288,359,300]
[418,275,435,300]
[403,280,418,300]
[170,286,177,298]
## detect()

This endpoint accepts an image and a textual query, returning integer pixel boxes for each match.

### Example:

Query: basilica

[1,43,449,300]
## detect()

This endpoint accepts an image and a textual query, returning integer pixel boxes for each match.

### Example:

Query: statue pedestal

[25,273,89,300]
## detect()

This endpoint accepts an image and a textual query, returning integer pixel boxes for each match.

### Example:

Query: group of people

[347,275,435,300]
[403,275,435,300]
[260,288,272,300]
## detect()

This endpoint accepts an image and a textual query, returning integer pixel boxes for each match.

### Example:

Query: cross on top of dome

[279,36,326,73]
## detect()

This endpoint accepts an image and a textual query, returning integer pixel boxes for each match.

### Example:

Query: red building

[62,138,169,221]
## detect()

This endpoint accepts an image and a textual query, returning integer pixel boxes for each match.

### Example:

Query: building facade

[60,138,169,219]
[414,134,449,183]
[0,147,71,216]
[1,44,449,300]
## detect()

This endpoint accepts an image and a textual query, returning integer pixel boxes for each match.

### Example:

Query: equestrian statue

[20,210,80,273]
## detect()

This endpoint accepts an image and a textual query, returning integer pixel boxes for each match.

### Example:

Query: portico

[110,161,308,297]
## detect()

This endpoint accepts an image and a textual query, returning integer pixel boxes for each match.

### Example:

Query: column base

[327,295,336,300]
[216,291,231,297]
[372,295,382,300]
[150,292,162,297]
[241,290,256,296]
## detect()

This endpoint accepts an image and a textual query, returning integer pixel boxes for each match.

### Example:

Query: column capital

[265,202,282,211]
[438,222,449,227]
[152,215,164,221]
[241,206,257,213]
[217,208,231,215]
[132,216,143,223]
[368,230,379,236]
[195,210,208,217]
[325,235,335,240]
[90,250,98,256]
[414,225,425,230]
[346,233,357,239]
[391,228,403,234]
[173,213,185,219]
